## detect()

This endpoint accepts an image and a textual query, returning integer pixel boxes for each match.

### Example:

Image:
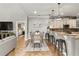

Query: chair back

[31,31,43,44]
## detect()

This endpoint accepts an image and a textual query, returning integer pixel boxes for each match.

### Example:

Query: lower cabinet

[64,36,75,56]
[75,39,79,56]
[64,36,79,56]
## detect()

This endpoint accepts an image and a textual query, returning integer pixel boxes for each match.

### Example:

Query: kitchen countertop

[56,32,79,40]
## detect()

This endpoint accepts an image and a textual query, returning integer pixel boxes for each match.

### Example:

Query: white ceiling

[0,3,79,18]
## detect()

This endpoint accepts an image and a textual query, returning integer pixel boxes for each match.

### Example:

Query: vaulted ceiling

[0,3,79,19]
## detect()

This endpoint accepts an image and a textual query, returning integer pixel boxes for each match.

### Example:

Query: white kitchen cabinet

[64,35,79,56]
[75,39,79,56]
[64,36,75,56]
[50,20,63,28]
[50,19,76,28]
[76,20,79,28]
[68,19,76,28]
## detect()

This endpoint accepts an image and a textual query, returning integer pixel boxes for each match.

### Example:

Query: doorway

[17,22,25,39]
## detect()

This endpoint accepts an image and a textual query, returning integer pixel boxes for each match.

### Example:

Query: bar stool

[49,35,55,45]
[55,39,68,56]
[53,32,61,47]
[52,35,55,45]
[55,39,61,55]
[45,33,50,42]
[59,39,68,56]
[49,35,53,42]
[49,32,56,45]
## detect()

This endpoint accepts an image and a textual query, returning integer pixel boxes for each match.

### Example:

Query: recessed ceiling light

[34,10,37,14]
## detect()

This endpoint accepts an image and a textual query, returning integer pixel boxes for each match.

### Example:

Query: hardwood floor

[8,36,62,56]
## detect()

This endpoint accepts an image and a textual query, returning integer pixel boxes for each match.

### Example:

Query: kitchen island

[56,32,79,56]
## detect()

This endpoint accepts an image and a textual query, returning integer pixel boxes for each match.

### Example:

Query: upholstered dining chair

[30,31,43,49]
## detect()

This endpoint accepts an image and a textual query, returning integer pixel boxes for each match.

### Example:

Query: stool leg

[60,41,63,56]
[48,34,50,42]
[52,36,53,44]
[64,41,68,56]
[39,43,40,48]
[53,37,55,45]
[33,43,35,50]
[61,40,68,56]
[51,36,54,45]
[55,40,60,55]
[56,39,63,56]
[58,40,61,56]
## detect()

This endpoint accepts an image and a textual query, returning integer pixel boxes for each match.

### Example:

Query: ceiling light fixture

[49,10,54,19]
[49,3,62,20]
[56,3,62,20]
[34,10,37,14]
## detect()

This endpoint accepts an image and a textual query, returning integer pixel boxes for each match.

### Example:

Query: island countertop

[56,32,79,40]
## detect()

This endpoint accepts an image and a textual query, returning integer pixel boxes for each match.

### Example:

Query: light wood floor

[8,36,62,56]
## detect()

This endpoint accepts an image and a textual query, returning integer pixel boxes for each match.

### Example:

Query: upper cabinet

[49,18,76,28]
[49,20,63,28]
[76,19,79,28]
[54,20,63,28]
[68,19,76,28]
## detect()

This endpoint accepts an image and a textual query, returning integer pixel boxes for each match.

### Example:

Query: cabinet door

[63,18,69,25]
[63,19,76,28]
[75,39,79,56]
[68,19,76,28]
[53,20,63,28]
[76,20,79,28]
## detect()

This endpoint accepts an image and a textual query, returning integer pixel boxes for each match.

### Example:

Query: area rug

[23,40,49,51]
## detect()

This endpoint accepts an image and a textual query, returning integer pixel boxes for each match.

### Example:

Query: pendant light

[56,3,61,20]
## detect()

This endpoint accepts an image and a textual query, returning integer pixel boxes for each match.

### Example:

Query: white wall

[28,16,49,39]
